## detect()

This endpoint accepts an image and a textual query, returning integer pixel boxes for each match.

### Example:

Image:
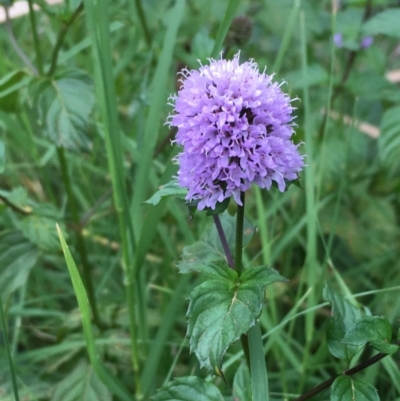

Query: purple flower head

[333,33,343,48]
[168,53,304,210]
[361,36,373,49]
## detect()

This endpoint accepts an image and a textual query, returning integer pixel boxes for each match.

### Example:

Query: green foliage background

[1,0,400,400]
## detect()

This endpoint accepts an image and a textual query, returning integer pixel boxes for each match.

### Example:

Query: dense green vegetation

[1,0,400,400]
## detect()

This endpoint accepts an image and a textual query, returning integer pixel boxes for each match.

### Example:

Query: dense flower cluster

[168,53,304,210]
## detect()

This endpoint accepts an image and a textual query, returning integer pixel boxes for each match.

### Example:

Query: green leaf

[52,360,112,401]
[286,64,329,90]
[378,106,400,174]
[370,340,399,355]
[152,376,224,401]
[192,28,216,64]
[248,321,269,401]
[20,204,64,251]
[0,70,29,113]
[205,198,231,216]
[323,286,363,362]
[233,363,252,401]
[187,265,286,374]
[362,9,400,38]
[57,225,131,401]
[346,71,393,101]
[0,140,5,174]
[0,187,28,209]
[0,232,38,304]
[29,69,95,150]
[144,178,187,206]
[331,376,380,401]
[342,316,398,354]
[177,212,255,275]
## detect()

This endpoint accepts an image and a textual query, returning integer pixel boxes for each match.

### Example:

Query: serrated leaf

[323,286,363,362]
[233,363,252,401]
[144,178,187,206]
[29,69,95,150]
[177,212,255,275]
[342,316,398,354]
[331,376,380,401]
[343,316,391,346]
[20,215,60,251]
[187,265,286,374]
[369,340,399,355]
[0,232,38,304]
[362,9,400,38]
[51,360,111,401]
[20,204,64,251]
[152,376,224,401]
[378,106,400,174]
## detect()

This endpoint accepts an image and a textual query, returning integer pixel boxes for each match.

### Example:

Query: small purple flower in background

[168,53,304,210]
[333,33,343,47]
[360,36,373,49]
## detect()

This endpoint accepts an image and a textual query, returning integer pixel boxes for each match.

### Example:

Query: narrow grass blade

[272,0,300,74]
[300,10,318,343]
[56,225,132,401]
[0,296,20,401]
[211,0,240,58]
[140,274,191,396]
[130,0,185,236]
[81,0,139,387]
[248,321,269,401]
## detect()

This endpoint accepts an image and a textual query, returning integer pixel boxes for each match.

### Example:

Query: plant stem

[294,342,400,401]
[47,3,84,77]
[234,192,245,275]
[133,0,152,47]
[213,214,234,269]
[56,147,102,329]
[4,6,38,75]
[232,192,252,372]
[0,194,31,215]
[27,0,44,75]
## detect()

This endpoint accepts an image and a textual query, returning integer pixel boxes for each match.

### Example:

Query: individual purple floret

[333,33,343,48]
[167,53,304,210]
[361,36,373,49]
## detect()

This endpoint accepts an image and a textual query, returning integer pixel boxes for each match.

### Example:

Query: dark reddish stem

[294,341,400,401]
[213,214,235,269]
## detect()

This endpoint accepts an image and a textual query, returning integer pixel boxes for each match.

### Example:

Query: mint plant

[149,54,400,401]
